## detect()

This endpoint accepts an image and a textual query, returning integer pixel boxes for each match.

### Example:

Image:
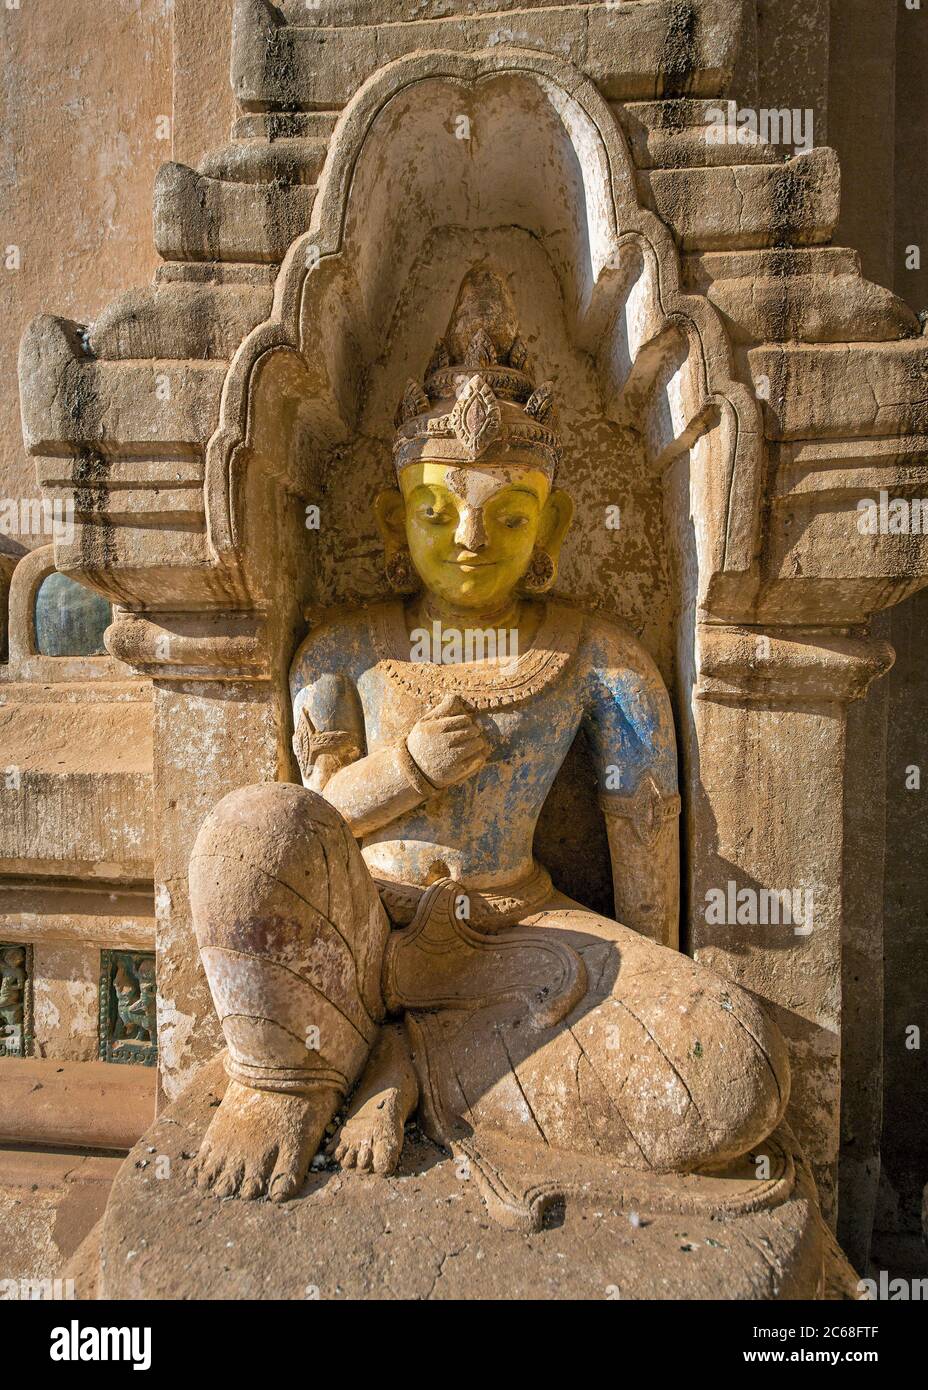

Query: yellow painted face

[397,460,553,609]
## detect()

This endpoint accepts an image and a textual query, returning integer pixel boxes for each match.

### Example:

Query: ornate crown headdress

[392,269,560,480]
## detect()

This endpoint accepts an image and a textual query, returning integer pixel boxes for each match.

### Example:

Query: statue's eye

[421,505,452,524]
[501,514,528,529]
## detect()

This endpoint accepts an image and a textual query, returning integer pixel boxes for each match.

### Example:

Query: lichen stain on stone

[771,165,810,251]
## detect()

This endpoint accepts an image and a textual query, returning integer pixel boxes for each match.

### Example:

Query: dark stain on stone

[655,97,690,139]
[187,289,213,360]
[195,174,219,262]
[771,165,808,251]
[74,451,117,574]
[902,353,928,436]
[766,284,794,344]
[764,247,803,340]
[659,1,698,101]
[266,28,300,112]
[267,112,303,141]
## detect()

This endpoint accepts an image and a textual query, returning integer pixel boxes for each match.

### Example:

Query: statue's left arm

[581,620,681,949]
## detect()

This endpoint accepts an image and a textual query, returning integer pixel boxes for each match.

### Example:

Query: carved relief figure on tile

[188,270,790,1214]
[0,944,31,1058]
[99,951,158,1067]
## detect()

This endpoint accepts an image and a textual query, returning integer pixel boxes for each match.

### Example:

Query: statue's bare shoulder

[290,602,391,695]
[572,605,668,695]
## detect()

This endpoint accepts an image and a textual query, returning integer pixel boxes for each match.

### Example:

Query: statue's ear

[538,487,574,561]
[375,487,420,594]
[374,487,407,547]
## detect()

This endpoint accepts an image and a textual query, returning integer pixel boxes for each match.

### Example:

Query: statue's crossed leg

[190,782,789,1202]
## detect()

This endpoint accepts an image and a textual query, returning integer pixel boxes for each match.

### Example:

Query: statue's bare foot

[329,1088,406,1175]
[192,1077,339,1203]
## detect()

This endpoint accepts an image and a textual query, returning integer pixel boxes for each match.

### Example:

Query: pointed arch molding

[206,48,763,617]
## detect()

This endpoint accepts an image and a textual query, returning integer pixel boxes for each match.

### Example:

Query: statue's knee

[613,955,790,1172]
[190,782,389,1066]
[190,782,361,954]
[700,988,790,1164]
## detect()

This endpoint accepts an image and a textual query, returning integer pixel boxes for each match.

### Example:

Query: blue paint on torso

[290,603,676,879]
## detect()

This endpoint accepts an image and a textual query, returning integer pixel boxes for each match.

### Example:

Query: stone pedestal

[86,1054,845,1301]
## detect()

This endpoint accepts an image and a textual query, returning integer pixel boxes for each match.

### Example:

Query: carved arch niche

[213,53,758,910]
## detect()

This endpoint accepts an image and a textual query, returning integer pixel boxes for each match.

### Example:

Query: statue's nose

[454,506,487,552]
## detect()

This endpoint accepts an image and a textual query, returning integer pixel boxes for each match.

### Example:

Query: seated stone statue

[189,270,789,1208]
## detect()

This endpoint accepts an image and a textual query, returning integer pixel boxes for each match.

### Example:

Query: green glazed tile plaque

[99,950,157,1066]
[0,942,33,1058]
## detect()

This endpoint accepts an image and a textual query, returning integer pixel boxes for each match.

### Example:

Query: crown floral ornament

[393,269,561,479]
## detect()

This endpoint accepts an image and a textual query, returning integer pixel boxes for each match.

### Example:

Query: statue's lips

[445,559,496,570]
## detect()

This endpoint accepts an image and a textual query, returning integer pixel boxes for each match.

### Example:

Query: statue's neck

[412,593,523,632]
[403,593,545,660]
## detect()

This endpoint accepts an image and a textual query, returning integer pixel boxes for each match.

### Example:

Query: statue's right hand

[405,694,490,789]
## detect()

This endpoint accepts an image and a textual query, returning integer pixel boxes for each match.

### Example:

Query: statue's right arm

[290,624,488,838]
[296,694,489,837]
[291,670,436,837]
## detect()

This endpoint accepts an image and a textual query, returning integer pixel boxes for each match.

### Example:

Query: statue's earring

[521,546,556,594]
[384,547,419,594]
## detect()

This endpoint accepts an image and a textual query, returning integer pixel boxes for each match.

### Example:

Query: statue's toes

[212,1161,245,1199]
[268,1170,299,1203]
[372,1135,401,1175]
[193,1146,221,1191]
[267,1135,314,1204]
[239,1147,278,1200]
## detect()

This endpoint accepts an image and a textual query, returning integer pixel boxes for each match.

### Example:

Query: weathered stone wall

[4,12,927,508]
[0,0,169,1146]
[0,0,172,544]
[893,0,928,313]
[826,0,928,1248]
[880,591,928,1237]
[883,0,928,1251]
[755,0,928,1249]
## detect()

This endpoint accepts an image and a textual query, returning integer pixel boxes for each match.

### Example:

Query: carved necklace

[369,599,583,711]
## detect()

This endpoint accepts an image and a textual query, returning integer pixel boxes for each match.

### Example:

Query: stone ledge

[638,149,839,252]
[231,0,742,110]
[750,341,928,441]
[231,111,340,141]
[19,316,227,456]
[682,251,918,344]
[696,626,895,707]
[0,879,154,952]
[613,99,783,170]
[198,138,328,184]
[273,0,658,20]
[155,262,279,285]
[90,283,273,362]
[0,1059,155,1152]
[154,163,316,264]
